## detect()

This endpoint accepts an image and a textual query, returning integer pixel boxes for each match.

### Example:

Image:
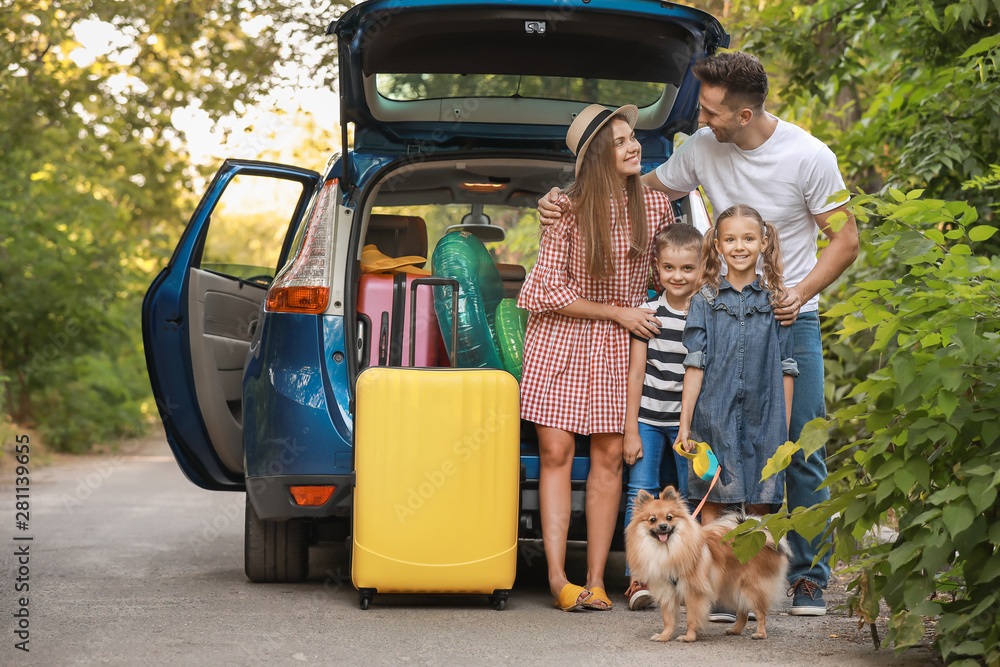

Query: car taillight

[265,178,337,314]
[289,485,337,506]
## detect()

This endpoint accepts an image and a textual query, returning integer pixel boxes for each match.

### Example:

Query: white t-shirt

[655,117,847,313]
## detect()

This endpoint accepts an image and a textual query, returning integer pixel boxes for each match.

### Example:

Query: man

[539,51,859,616]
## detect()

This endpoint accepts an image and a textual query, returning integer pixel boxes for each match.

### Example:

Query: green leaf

[942,502,975,538]
[975,554,1000,584]
[908,457,931,490]
[968,225,998,242]
[887,540,920,571]
[968,476,998,513]
[983,420,1000,446]
[855,279,895,290]
[872,456,904,480]
[938,390,958,419]
[825,210,849,233]
[929,485,967,504]
[951,641,986,656]
[893,467,918,493]
[731,530,766,564]
[967,591,999,618]
[762,440,797,479]
[903,574,935,608]
[796,418,830,458]
[960,33,1000,58]
[911,600,942,616]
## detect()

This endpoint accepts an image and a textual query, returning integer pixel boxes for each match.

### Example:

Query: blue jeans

[624,422,687,576]
[787,311,831,588]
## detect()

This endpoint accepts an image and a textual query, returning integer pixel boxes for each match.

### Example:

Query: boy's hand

[623,431,643,466]
[538,187,566,226]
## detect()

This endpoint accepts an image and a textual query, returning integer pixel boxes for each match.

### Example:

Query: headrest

[365,214,428,264]
[495,263,526,282]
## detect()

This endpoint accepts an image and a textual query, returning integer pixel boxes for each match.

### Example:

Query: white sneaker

[626,581,654,610]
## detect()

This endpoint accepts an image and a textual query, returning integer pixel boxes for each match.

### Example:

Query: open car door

[142,159,321,491]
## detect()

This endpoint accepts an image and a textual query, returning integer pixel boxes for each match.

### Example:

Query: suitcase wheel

[358,588,375,610]
[490,590,510,611]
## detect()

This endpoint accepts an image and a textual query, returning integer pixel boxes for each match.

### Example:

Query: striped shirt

[634,293,688,426]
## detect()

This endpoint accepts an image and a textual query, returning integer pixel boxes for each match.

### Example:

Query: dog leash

[673,440,722,520]
[690,467,721,520]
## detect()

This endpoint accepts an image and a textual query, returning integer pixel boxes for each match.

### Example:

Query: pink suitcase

[357,273,445,367]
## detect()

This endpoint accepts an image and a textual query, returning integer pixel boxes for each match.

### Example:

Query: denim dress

[682,278,799,505]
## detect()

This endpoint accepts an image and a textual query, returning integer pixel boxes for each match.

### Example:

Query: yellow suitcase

[352,278,520,610]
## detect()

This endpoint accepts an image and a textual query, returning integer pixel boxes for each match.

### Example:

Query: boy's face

[655,245,701,303]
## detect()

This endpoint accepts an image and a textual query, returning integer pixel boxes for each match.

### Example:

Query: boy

[622,223,704,610]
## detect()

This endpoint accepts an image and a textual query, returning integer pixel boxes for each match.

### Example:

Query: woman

[518,104,675,611]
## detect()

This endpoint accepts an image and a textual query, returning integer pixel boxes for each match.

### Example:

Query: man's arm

[774,205,859,324]
[537,170,689,223]
[640,171,688,200]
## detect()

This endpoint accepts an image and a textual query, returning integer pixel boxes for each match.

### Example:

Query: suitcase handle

[408,277,459,368]
[356,312,373,370]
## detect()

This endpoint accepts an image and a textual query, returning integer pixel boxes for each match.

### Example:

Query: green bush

[751,188,999,663]
[30,329,151,454]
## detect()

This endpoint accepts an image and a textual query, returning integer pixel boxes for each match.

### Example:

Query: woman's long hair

[700,204,786,306]
[563,116,647,282]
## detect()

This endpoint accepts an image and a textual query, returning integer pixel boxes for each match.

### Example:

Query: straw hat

[566,104,639,176]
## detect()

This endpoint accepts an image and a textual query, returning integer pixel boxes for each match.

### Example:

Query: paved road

[1,434,938,666]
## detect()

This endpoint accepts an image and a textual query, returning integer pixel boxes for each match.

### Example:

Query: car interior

[354,156,572,363]
[353,155,704,372]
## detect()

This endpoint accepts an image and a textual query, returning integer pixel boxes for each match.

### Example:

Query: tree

[0,0,346,449]
[730,0,1000,216]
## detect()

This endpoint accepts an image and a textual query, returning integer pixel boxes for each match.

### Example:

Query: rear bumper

[247,474,353,520]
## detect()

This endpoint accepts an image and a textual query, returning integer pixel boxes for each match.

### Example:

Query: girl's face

[610,118,641,179]
[714,214,767,280]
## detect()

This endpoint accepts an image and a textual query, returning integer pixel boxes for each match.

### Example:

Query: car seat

[364,214,428,266]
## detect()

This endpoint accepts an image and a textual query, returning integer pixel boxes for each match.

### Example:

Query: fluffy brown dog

[625,487,790,642]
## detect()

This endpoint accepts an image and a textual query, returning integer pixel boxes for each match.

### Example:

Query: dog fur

[625,487,790,642]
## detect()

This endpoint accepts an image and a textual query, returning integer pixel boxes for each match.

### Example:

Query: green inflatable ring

[495,298,528,382]
[430,232,505,369]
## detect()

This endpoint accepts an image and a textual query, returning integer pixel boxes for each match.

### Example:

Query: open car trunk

[332,0,729,165]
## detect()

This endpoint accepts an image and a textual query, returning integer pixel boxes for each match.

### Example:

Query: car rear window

[376,74,665,108]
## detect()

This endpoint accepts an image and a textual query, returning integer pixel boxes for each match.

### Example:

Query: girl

[518,104,675,611]
[675,204,797,523]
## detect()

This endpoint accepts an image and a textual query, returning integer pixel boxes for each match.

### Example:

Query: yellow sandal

[583,586,612,611]
[553,583,592,611]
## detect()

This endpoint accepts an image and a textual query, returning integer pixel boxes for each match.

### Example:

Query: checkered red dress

[518,186,676,434]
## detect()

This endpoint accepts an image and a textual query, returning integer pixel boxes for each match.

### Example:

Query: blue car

[142,0,727,582]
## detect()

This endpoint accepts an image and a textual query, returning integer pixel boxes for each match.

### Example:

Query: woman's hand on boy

[615,306,660,338]
[623,431,643,466]
[538,187,566,226]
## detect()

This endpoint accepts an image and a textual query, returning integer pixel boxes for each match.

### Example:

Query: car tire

[244,495,309,583]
